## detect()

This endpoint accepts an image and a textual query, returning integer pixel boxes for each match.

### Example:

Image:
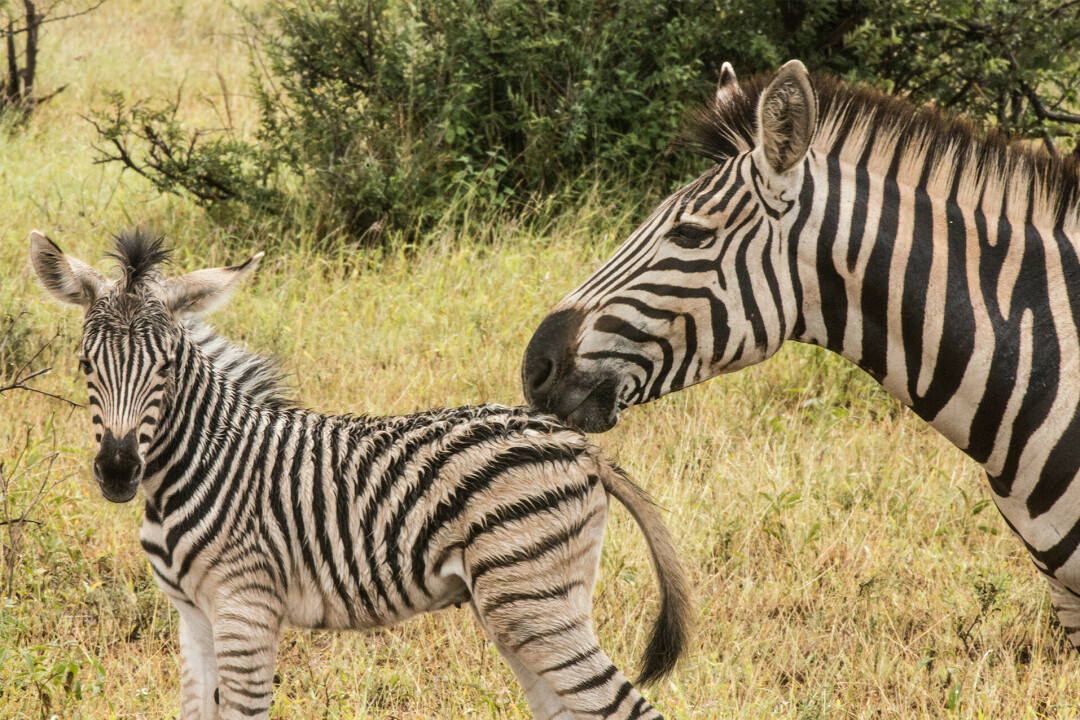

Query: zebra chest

[139,515,216,607]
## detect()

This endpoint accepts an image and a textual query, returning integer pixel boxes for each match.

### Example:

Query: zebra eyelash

[78,356,93,375]
[666,223,715,248]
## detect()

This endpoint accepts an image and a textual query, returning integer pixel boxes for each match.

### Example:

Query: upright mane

[677,72,1080,231]
[105,227,171,288]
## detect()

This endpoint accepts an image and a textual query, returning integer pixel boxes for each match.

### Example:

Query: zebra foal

[29,229,693,720]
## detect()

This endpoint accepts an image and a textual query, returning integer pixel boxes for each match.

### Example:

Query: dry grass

[2,1,1079,718]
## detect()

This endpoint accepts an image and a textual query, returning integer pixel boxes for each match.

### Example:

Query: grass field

[2,2,1080,718]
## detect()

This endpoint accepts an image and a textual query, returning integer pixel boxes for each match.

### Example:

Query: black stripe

[481,581,584,614]
[470,506,603,582]
[511,615,588,652]
[858,162,898,381]
[592,679,634,715]
[913,183,974,421]
[541,646,602,675]
[407,442,587,601]
[563,664,617,695]
[816,154,846,352]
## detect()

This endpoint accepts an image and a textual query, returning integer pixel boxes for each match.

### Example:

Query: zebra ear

[715,62,739,107]
[164,252,264,316]
[29,230,107,309]
[756,60,817,175]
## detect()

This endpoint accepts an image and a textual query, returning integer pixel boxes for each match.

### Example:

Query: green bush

[90,0,1080,246]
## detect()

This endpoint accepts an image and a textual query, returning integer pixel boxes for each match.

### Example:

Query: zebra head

[29,229,262,502]
[523,61,817,432]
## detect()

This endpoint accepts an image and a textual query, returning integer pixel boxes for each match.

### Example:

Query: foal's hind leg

[470,604,656,720]
[464,490,663,719]
[471,607,574,720]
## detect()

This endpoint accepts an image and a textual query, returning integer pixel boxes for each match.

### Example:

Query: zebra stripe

[522,60,1080,648]
[30,229,694,720]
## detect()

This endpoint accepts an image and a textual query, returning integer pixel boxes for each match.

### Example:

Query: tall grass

[1,1,1078,718]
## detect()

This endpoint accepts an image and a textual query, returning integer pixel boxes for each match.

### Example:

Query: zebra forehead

[85,287,171,334]
[674,69,1080,231]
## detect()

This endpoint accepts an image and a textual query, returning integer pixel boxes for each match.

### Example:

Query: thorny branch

[0,311,80,407]
[0,310,77,597]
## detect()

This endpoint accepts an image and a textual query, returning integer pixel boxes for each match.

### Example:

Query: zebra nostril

[94,429,142,485]
[522,308,585,407]
[525,357,555,396]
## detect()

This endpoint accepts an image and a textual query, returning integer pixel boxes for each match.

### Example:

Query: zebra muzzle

[93,429,143,503]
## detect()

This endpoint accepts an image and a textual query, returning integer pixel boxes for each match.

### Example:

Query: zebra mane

[677,71,1080,232]
[106,227,171,288]
[183,319,293,408]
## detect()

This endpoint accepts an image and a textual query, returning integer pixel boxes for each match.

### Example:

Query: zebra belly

[279,535,471,632]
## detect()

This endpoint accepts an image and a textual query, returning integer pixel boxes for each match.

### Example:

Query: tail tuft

[598,462,695,686]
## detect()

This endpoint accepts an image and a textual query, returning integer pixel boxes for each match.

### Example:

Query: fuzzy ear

[29,230,107,309]
[715,62,739,107]
[756,60,817,175]
[163,252,263,316]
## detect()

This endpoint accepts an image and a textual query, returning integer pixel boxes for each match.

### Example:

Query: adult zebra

[522,60,1080,646]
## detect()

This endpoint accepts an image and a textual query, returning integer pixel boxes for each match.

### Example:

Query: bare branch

[1007,51,1080,125]
[0,315,81,407]
[4,0,107,36]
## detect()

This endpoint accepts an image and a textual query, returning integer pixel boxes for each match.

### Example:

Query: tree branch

[1007,51,1080,125]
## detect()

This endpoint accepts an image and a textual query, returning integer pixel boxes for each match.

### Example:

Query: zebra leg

[211,603,282,720]
[1046,575,1080,649]
[465,501,663,720]
[470,605,573,719]
[176,602,218,720]
[471,591,662,720]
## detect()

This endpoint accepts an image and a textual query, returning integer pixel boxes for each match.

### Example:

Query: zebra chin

[93,471,142,503]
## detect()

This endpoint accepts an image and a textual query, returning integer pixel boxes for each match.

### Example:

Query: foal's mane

[677,72,1080,231]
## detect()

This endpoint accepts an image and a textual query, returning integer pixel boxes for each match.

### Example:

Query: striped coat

[523,60,1080,648]
[30,229,693,720]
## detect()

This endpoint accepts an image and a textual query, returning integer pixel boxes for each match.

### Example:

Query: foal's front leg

[212,599,283,720]
[176,602,219,720]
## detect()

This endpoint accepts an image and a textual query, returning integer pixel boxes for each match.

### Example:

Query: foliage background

[90,0,1080,245]
[0,1,1079,718]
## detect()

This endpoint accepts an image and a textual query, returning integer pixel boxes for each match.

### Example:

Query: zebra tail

[597,460,695,686]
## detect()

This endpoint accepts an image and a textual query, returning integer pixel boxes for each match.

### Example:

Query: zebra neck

[142,332,266,514]
[791,153,1080,484]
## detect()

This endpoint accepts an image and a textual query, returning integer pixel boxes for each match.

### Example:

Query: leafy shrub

[90,0,1080,246]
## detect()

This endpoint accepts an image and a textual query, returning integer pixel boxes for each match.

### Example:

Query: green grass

[2,1,1079,718]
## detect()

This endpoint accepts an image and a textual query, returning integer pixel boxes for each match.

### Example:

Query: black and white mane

[677,72,1080,231]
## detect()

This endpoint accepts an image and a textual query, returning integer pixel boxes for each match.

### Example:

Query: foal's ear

[29,230,107,309]
[756,59,817,175]
[163,252,264,316]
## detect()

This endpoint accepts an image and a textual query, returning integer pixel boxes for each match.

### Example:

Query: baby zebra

[29,229,693,720]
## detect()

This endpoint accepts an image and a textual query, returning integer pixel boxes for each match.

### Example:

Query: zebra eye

[667,224,714,248]
[78,357,93,375]
[159,358,173,375]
